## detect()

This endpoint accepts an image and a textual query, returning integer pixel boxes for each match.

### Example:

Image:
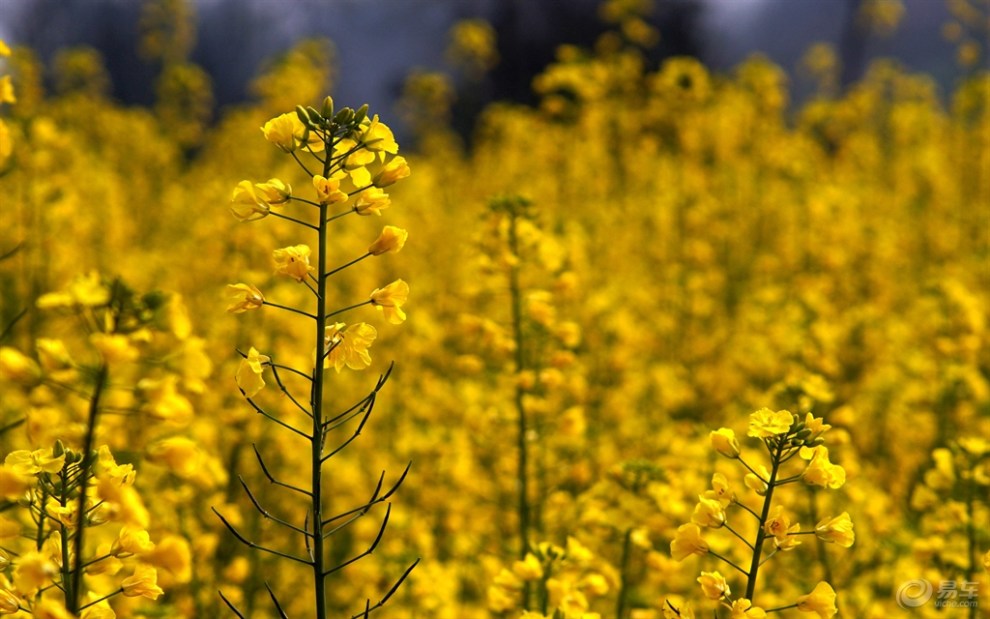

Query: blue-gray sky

[0,0,970,126]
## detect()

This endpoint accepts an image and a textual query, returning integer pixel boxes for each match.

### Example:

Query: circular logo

[896,579,934,608]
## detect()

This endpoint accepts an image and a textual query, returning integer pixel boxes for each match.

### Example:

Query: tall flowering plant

[216,97,416,618]
[665,409,852,618]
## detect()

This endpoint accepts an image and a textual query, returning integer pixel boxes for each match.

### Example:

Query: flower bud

[321,96,335,118]
[709,428,740,458]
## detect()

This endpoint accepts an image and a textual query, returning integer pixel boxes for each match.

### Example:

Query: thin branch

[327,209,353,223]
[323,504,391,577]
[0,417,25,436]
[266,582,290,619]
[218,589,247,619]
[252,445,313,497]
[733,499,762,521]
[325,300,373,321]
[0,306,27,342]
[78,588,122,610]
[262,300,317,320]
[291,196,323,208]
[321,398,373,462]
[239,476,314,538]
[242,392,311,440]
[322,471,385,529]
[269,211,318,230]
[708,550,749,577]
[723,522,755,551]
[325,363,394,427]
[0,241,23,262]
[348,558,420,619]
[322,464,409,528]
[212,507,313,566]
[303,277,321,299]
[325,253,371,278]
[270,361,312,381]
[291,151,316,177]
[268,364,312,418]
[737,455,767,482]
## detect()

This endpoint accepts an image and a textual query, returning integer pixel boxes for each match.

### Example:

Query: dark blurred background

[0,0,976,137]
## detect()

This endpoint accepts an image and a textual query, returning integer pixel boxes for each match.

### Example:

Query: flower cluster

[665,409,851,618]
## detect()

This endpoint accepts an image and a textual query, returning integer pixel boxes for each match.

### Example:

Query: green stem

[616,528,633,619]
[309,148,332,619]
[965,476,976,619]
[508,208,532,605]
[745,438,784,602]
[69,362,108,614]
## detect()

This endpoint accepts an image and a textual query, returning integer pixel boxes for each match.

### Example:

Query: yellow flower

[704,472,734,506]
[710,427,740,458]
[368,225,408,256]
[815,512,855,548]
[361,115,399,153]
[744,464,770,495]
[5,449,65,476]
[0,516,20,540]
[697,570,730,600]
[0,40,10,56]
[31,600,74,619]
[670,523,709,560]
[43,499,76,528]
[313,172,348,204]
[796,581,837,618]
[373,155,411,187]
[324,322,377,372]
[0,348,41,384]
[512,553,543,581]
[728,599,766,618]
[800,446,846,489]
[226,283,265,313]
[36,339,73,372]
[230,178,289,220]
[12,551,57,596]
[0,467,32,500]
[261,112,304,152]
[765,505,802,551]
[0,585,19,613]
[147,535,192,584]
[90,333,139,364]
[147,437,201,478]
[79,593,115,619]
[691,495,726,528]
[580,573,609,596]
[254,178,291,204]
[230,180,270,221]
[138,375,194,424]
[236,347,270,397]
[95,445,136,487]
[273,244,315,282]
[370,279,409,324]
[121,564,164,599]
[0,76,15,105]
[804,412,831,438]
[747,408,794,438]
[112,526,155,556]
[353,187,391,216]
